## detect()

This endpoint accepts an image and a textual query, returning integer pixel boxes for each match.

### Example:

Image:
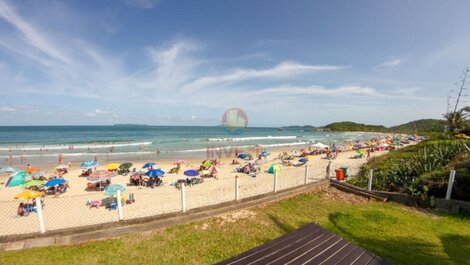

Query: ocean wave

[207,136,297,142]
[176,141,309,153]
[261,142,309,148]
[2,151,156,158]
[0,142,152,151]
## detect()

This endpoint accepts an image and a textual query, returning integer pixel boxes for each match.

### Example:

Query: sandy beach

[0,144,397,237]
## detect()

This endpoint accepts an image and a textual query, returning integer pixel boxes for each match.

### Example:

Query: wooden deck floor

[217,223,390,265]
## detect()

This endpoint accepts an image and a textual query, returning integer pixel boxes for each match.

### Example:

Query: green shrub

[351,140,470,201]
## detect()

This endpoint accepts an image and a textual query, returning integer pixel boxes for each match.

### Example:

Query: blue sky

[0,0,469,127]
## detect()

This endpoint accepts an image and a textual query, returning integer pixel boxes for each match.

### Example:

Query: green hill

[323,121,388,132]
[323,119,445,134]
[388,119,446,134]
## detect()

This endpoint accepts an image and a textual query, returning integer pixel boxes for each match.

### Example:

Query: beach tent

[81,160,98,169]
[15,190,44,200]
[311,142,329,149]
[6,171,27,187]
[268,164,282,174]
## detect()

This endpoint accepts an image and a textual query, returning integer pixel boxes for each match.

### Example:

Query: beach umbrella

[238,154,248,159]
[44,178,66,187]
[26,167,39,174]
[146,169,165,178]
[260,151,270,157]
[0,167,17,173]
[44,176,67,187]
[6,171,27,187]
[299,157,308,163]
[119,162,133,170]
[267,164,282,174]
[81,160,98,169]
[87,170,116,181]
[106,163,120,170]
[357,149,364,155]
[202,159,212,169]
[15,190,44,200]
[184,169,199,177]
[142,162,155,169]
[21,180,44,188]
[173,160,184,165]
[104,184,125,197]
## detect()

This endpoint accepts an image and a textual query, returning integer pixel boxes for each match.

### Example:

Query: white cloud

[181,61,345,94]
[85,109,118,118]
[143,39,201,90]
[389,87,422,97]
[0,1,71,65]
[0,1,439,126]
[374,58,403,69]
[0,106,15,112]
[248,85,377,97]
